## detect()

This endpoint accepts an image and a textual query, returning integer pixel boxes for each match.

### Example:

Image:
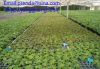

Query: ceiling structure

[0,0,100,7]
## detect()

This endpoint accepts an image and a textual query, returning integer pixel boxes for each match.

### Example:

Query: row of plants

[0,48,80,69]
[61,10,100,34]
[0,12,100,69]
[0,12,42,52]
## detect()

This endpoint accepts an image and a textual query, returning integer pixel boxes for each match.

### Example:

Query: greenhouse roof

[0,0,100,7]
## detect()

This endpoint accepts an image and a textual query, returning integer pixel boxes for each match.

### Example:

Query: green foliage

[0,13,41,50]
[62,10,100,34]
[0,12,100,69]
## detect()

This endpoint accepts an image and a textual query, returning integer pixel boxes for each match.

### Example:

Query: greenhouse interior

[0,0,100,69]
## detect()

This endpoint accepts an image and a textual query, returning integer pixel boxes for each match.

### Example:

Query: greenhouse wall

[90,6,100,10]
[58,5,90,10]
[95,6,100,10]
